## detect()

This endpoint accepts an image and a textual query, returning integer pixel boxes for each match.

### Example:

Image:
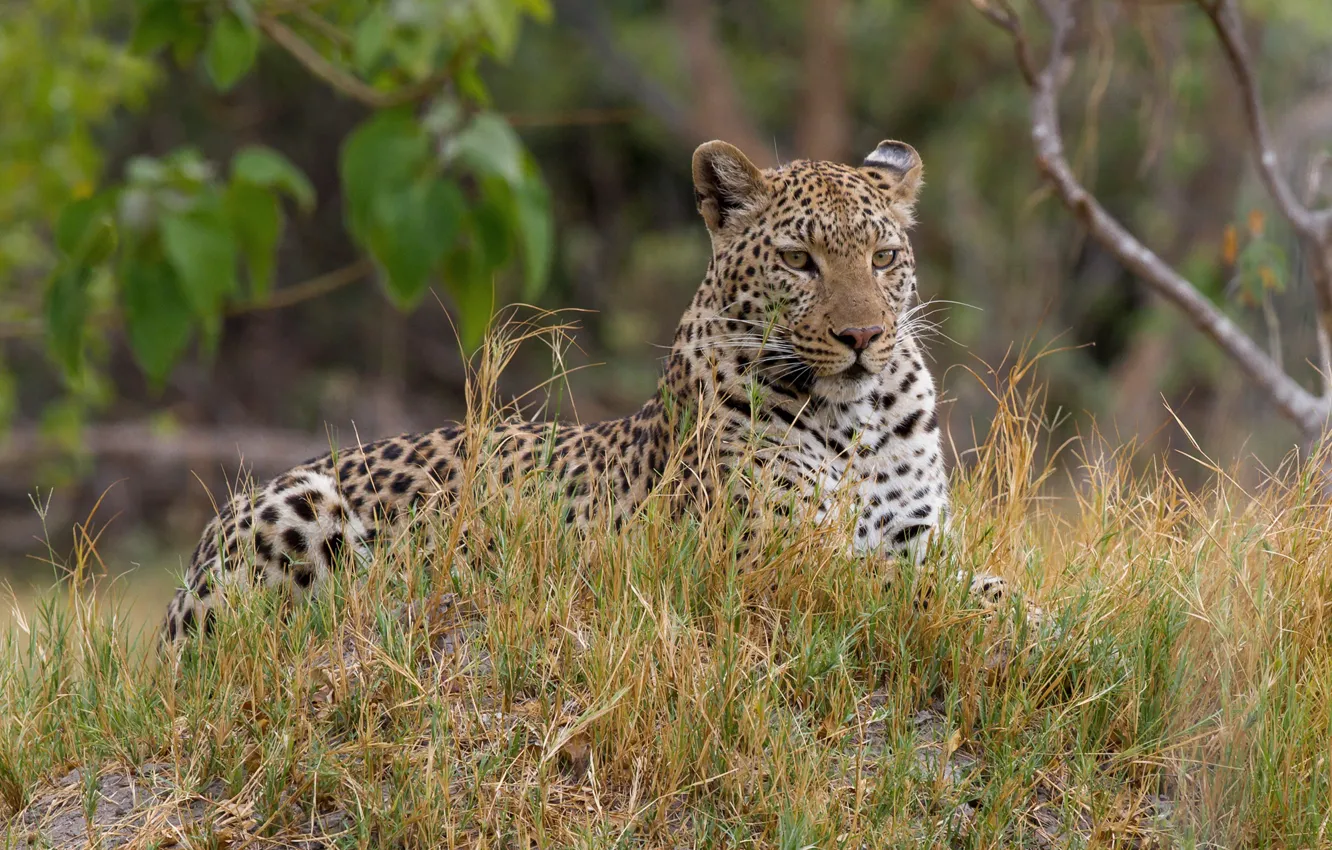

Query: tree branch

[979,0,1329,435]
[227,259,372,316]
[1197,0,1332,402]
[0,262,372,344]
[969,0,1038,87]
[256,15,450,109]
[1197,0,1330,240]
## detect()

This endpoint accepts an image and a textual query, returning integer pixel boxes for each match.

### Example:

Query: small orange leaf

[1222,225,1238,265]
[1260,266,1277,291]
[1247,208,1266,238]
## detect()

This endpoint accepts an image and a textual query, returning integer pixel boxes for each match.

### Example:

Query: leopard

[163,138,1019,644]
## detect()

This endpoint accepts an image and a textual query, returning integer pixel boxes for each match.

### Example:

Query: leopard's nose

[832,326,885,352]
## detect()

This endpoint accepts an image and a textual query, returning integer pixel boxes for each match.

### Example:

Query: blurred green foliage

[15,0,553,398]
[0,0,156,432]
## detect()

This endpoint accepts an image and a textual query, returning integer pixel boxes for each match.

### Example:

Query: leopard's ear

[861,140,923,221]
[692,141,770,234]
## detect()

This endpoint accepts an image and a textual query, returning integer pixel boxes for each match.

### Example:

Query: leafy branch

[42,0,556,390]
[0,260,372,344]
[254,14,451,109]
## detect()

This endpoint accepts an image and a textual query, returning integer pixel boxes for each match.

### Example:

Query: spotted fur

[163,139,1015,643]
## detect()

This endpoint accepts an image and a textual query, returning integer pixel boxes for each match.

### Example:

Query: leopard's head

[692,139,924,402]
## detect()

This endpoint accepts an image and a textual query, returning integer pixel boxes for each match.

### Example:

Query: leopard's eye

[873,249,900,270]
[780,250,814,272]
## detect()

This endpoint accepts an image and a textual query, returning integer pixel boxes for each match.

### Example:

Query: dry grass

[3,326,1332,848]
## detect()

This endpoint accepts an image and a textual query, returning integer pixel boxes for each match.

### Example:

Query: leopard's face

[693,140,925,402]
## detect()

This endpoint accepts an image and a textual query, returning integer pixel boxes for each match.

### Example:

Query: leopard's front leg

[867,510,1047,634]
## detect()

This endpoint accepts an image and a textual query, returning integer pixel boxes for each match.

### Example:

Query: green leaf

[470,194,511,271]
[441,246,493,351]
[203,12,258,92]
[474,0,523,59]
[446,115,552,300]
[132,0,192,54]
[45,264,91,378]
[511,166,553,299]
[352,7,392,77]
[160,203,238,316]
[340,111,430,240]
[232,146,315,212]
[56,199,103,255]
[454,61,491,108]
[365,179,465,309]
[55,196,117,265]
[226,183,283,299]
[121,259,195,385]
[448,113,525,185]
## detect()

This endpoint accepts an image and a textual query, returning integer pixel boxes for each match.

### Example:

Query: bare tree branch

[979,0,1329,435]
[1197,0,1331,241]
[1196,0,1332,404]
[969,0,1039,86]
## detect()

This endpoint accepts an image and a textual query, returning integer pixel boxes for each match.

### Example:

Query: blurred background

[2,0,1331,617]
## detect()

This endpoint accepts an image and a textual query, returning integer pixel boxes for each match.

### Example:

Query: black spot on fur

[282,528,307,556]
[892,524,930,547]
[321,533,346,567]
[893,410,923,438]
[287,492,317,523]
[255,531,275,561]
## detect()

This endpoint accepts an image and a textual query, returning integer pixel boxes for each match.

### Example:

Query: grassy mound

[3,344,1331,848]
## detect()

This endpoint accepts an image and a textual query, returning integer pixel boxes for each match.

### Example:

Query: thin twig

[294,7,353,50]
[0,261,372,343]
[968,0,1038,86]
[256,15,449,109]
[227,259,371,315]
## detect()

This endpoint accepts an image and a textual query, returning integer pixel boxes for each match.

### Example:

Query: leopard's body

[164,139,1010,642]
